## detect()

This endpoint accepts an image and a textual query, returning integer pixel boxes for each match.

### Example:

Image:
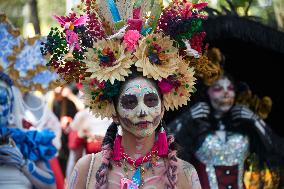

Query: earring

[113,135,122,161]
[157,120,168,157]
[112,115,120,125]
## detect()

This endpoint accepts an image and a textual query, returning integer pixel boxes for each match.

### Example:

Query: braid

[165,134,178,189]
[95,122,118,188]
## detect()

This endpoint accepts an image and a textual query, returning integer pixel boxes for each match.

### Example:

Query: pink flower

[158,79,174,94]
[76,82,83,90]
[66,30,80,50]
[193,3,208,10]
[123,30,140,51]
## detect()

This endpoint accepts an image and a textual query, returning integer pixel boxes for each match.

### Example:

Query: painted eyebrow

[124,86,157,95]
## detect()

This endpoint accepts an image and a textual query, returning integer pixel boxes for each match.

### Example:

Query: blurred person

[170,74,284,189]
[66,108,112,179]
[0,73,57,189]
[0,15,58,188]
[22,92,64,189]
[47,85,84,177]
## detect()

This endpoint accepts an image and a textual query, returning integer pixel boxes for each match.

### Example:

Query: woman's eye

[212,86,223,92]
[120,95,138,109]
[228,84,235,91]
[144,93,159,107]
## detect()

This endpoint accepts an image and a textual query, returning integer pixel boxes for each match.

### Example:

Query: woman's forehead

[213,77,232,87]
[121,77,158,96]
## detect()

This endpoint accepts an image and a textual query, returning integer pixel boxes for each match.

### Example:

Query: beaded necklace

[114,137,160,188]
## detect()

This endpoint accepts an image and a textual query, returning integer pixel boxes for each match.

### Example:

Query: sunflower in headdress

[135,33,179,81]
[85,38,134,84]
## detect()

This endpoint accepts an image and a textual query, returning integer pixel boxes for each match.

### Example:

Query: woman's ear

[161,105,165,117]
[112,114,120,124]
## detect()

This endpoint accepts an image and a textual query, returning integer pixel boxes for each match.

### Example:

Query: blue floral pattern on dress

[14,38,46,77]
[20,70,59,90]
[0,23,22,69]
[1,19,59,92]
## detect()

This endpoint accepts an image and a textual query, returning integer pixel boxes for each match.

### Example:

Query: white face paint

[208,77,235,114]
[117,77,163,138]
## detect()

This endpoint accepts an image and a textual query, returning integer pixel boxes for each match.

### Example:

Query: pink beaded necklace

[112,134,167,188]
[120,142,158,168]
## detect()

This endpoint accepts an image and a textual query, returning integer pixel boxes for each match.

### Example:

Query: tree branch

[29,0,40,34]
[245,0,254,16]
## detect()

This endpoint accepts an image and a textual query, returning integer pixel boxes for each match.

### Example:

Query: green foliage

[0,0,65,36]
[100,80,121,101]
[209,0,280,29]
[0,0,26,29]
[38,0,66,36]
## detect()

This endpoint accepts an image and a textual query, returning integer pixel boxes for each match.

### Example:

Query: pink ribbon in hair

[127,7,142,31]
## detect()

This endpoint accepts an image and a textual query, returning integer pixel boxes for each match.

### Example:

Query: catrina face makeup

[207,77,235,114]
[117,77,163,138]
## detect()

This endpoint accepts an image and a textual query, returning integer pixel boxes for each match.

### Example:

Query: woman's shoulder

[177,158,197,177]
[72,154,93,179]
[68,152,103,188]
[75,151,103,170]
[177,158,201,189]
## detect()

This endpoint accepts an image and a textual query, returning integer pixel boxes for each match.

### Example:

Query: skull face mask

[207,77,235,114]
[117,77,163,138]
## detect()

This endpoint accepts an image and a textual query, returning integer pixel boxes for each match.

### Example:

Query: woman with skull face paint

[0,73,57,189]
[171,71,284,188]
[42,0,213,188]
[70,73,202,189]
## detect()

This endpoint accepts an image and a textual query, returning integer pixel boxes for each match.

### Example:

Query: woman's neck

[214,110,225,119]
[121,129,155,159]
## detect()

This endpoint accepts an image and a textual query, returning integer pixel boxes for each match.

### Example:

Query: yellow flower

[134,33,179,81]
[81,79,116,119]
[85,38,134,84]
[163,58,196,111]
[188,55,221,86]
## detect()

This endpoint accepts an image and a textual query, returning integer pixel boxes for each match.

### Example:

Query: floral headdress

[42,0,215,118]
[0,14,59,93]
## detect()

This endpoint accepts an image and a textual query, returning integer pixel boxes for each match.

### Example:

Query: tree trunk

[29,0,41,34]
[274,0,284,31]
[245,0,254,16]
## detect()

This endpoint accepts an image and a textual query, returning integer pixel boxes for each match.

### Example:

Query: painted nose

[136,103,147,117]
[224,91,229,98]
[138,109,147,117]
